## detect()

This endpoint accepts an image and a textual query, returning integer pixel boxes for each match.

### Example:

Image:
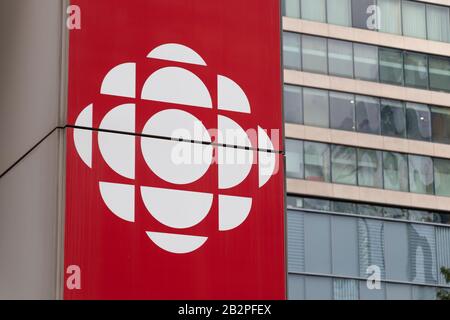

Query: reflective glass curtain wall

[283,0,450,44]
[282,32,450,93]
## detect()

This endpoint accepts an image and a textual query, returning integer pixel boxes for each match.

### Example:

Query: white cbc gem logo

[73,43,278,254]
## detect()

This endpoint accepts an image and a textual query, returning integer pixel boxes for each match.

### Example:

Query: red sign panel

[65,0,285,299]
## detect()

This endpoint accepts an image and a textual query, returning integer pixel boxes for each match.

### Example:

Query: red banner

[65,0,285,299]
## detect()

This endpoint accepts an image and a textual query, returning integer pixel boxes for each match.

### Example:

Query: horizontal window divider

[282,17,450,57]
[288,271,450,289]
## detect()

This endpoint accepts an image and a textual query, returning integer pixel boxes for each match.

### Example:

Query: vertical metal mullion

[326,37,330,75]
[406,153,411,193]
[351,41,355,79]
[427,54,431,91]
[302,139,306,180]
[401,49,406,87]
[432,157,436,196]
[425,2,429,41]
[300,33,303,71]
[356,147,360,188]
[399,0,404,36]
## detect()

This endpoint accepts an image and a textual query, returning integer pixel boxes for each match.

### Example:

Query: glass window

[304,141,331,182]
[351,0,378,30]
[286,195,303,209]
[383,151,409,192]
[303,87,329,128]
[286,139,304,179]
[332,201,357,214]
[406,103,431,142]
[426,4,450,43]
[404,52,428,89]
[284,85,303,124]
[282,0,301,18]
[357,204,383,217]
[332,145,357,185]
[440,213,450,225]
[434,158,450,197]
[301,0,326,22]
[412,212,430,223]
[327,0,351,26]
[328,39,354,78]
[378,0,401,35]
[303,197,331,211]
[283,32,301,70]
[358,148,382,188]
[379,48,404,85]
[301,35,327,74]
[402,0,426,39]
[409,155,434,195]
[431,107,450,144]
[409,210,435,223]
[383,207,408,220]
[429,56,450,92]
[354,43,379,81]
[330,91,355,131]
[355,95,380,134]
[381,99,406,138]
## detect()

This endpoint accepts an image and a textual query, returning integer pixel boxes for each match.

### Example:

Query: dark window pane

[282,0,301,18]
[409,155,434,195]
[357,204,383,217]
[286,139,304,179]
[284,85,303,124]
[409,210,435,223]
[439,213,450,225]
[332,145,357,185]
[351,0,377,30]
[328,39,354,78]
[287,196,303,209]
[332,201,357,214]
[406,103,431,141]
[381,99,406,138]
[354,43,379,81]
[431,107,450,144]
[330,91,355,131]
[303,197,331,211]
[379,48,404,85]
[429,56,450,92]
[383,207,408,220]
[404,52,428,89]
[303,87,329,128]
[383,152,409,192]
[304,142,331,182]
[434,158,450,197]
[355,95,380,134]
[302,35,327,74]
[283,32,301,70]
[358,148,382,188]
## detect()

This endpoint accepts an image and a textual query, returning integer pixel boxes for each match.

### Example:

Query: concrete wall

[0,0,66,299]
